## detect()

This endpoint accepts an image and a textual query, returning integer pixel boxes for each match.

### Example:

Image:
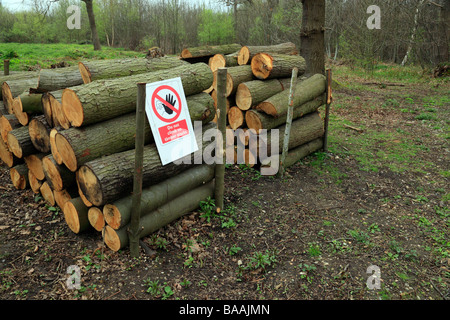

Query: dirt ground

[0,66,448,304]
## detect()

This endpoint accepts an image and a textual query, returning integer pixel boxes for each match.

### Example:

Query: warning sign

[145,78,198,165]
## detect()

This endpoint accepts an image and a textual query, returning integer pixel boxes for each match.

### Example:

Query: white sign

[145,77,198,165]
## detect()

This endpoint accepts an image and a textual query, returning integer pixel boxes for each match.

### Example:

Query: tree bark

[246,95,325,133]
[237,42,299,65]
[235,77,292,111]
[256,74,326,117]
[76,122,215,206]
[181,43,242,59]
[300,0,326,76]
[62,62,213,127]
[104,181,215,251]
[7,126,38,158]
[37,67,84,92]
[28,115,52,153]
[82,0,102,51]
[251,53,306,80]
[78,57,188,84]
[103,164,214,230]
[213,65,255,97]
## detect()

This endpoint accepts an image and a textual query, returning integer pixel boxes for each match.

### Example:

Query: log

[88,207,105,231]
[42,154,75,191]
[78,57,188,84]
[49,128,63,165]
[237,42,299,65]
[7,126,38,158]
[261,138,324,175]
[54,188,77,212]
[104,181,215,251]
[0,71,39,100]
[0,137,23,168]
[213,65,254,97]
[256,74,326,117]
[1,77,39,113]
[12,93,43,126]
[228,106,244,130]
[24,153,47,181]
[63,197,90,234]
[246,95,325,133]
[40,181,55,206]
[10,164,29,190]
[57,92,214,172]
[209,52,239,72]
[0,114,21,144]
[259,112,324,160]
[251,53,306,80]
[28,170,43,194]
[77,122,215,206]
[42,90,69,129]
[103,164,214,230]
[36,66,84,92]
[28,115,52,153]
[181,43,242,59]
[235,77,292,111]
[62,63,213,127]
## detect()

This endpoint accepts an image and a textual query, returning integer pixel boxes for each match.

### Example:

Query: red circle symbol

[151,85,182,123]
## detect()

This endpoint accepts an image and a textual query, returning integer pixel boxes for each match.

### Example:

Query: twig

[343,123,363,132]
[430,280,447,300]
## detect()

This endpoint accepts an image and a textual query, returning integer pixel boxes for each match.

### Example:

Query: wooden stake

[323,69,333,153]
[215,68,227,213]
[128,83,146,258]
[4,60,9,76]
[278,68,299,178]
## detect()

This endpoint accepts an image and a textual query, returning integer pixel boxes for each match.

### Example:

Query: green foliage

[198,9,234,45]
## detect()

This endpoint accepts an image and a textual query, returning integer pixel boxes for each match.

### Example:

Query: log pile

[1,43,329,253]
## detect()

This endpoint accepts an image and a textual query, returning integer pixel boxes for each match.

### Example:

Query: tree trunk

[256,74,326,117]
[28,115,52,153]
[181,43,242,59]
[300,0,326,76]
[78,57,188,84]
[213,65,255,97]
[56,92,214,172]
[82,0,102,51]
[24,153,47,181]
[62,63,213,127]
[237,42,299,65]
[235,77,292,111]
[251,53,306,80]
[104,181,215,251]
[261,138,323,175]
[76,122,215,206]
[10,163,29,190]
[103,164,214,230]
[228,106,244,130]
[246,95,325,133]
[63,197,91,234]
[259,112,324,160]
[37,67,84,92]
[401,0,425,66]
[7,126,38,158]
[42,154,75,191]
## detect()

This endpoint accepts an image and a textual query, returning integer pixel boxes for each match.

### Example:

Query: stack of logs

[0,42,326,252]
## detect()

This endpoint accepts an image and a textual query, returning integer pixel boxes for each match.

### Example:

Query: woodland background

[0,0,448,71]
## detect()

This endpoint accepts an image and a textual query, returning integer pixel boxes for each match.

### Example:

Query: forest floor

[0,61,449,304]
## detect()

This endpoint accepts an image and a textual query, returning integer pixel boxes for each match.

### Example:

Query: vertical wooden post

[128,82,146,258]
[278,67,299,178]
[4,60,10,76]
[215,67,227,213]
[323,69,332,153]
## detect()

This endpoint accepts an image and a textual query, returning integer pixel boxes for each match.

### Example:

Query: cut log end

[6,132,22,158]
[28,117,51,153]
[256,101,277,117]
[41,94,53,127]
[210,54,226,72]
[61,89,84,127]
[54,189,73,212]
[24,154,45,181]
[12,98,29,126]
[235,83,252,111]
[245,110,263,133]
[77,165,102,207]
[88,207,105,231]
[40,181,55,206]
[63,200,82,233]
[1,82,13,113]
[28,170,42,194]
[237,46,250,65]
[10,166,28,190]
[228,106,244,130]
[55,133,77,172]
[103,204,121,230]
[104,225,122,252]
[42,155,64,191]
[251,53,274,80]
[78,62,92,84]
[49,129,63,165]
[181,49,192,59]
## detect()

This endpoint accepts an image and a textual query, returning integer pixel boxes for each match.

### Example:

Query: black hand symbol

[162,94,176,115]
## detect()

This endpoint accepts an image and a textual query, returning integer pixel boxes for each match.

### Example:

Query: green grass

[0,43,144,71]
